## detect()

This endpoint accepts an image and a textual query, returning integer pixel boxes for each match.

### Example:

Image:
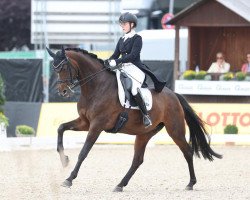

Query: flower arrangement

[183,70,196,80]
[195,70,207,80]
[223,72,234,81]
[182,70,248,81]
[235,72,246,81]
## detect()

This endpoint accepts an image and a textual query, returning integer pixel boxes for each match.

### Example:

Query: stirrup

[143,115,152,128]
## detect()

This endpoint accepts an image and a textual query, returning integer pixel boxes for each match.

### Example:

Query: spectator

[241,53,250,73]
[208,52,230,73]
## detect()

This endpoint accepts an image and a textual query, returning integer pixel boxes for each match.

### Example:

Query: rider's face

[120,22,131,33]
[247,54,250,63]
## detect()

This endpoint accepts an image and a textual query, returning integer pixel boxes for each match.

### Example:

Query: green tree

[0,0,33,51]
[0,74,6,112]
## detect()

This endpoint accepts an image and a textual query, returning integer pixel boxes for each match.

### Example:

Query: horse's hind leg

[113,131,156,192]
[165,123,196,190]
[57,117,89,167]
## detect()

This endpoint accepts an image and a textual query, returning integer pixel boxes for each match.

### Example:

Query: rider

[107,12,152,127]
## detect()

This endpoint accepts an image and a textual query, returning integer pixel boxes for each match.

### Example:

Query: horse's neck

[77,54,100,75]
[74,53,114,97]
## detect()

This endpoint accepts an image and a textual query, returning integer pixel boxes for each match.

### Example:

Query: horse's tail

[175,93,222,161]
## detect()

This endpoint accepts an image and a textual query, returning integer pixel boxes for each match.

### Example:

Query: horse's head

[46,47,79,97]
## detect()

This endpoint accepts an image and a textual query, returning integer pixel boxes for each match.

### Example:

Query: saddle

[116,70,153,110]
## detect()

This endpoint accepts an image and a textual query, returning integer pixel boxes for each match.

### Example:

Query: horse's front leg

[57,117,89,167]
[61,125,101,188]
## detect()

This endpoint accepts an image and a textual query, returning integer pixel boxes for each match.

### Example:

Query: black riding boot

[134,88,152,128]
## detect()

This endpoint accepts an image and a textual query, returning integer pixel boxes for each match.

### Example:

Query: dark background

[0,59,43,102]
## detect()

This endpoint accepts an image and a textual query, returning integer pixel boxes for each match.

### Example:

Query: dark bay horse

[46,47,222,192]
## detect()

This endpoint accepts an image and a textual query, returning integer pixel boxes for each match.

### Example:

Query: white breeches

[119,63,145,95]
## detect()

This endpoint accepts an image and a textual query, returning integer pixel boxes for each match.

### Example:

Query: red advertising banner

[192,104,250,134]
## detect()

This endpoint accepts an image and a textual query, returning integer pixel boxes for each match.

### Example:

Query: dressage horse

[46,47,222,192]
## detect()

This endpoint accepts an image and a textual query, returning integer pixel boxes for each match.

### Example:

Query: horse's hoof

[113,186,123,192]
[61,156,70,168]
[185,185,193,190]
[61,180,72,188]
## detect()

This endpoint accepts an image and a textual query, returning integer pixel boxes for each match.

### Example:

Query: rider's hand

[104,59,120,71]
[104,59,109,65]
[104,59,111,70]
[109,59,116,67]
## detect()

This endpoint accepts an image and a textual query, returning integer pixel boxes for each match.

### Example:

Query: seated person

[241,53,250,73]
[207,52,230,73]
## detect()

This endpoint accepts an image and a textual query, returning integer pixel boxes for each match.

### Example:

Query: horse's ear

[46,47,56,58]
[61,46,65,56]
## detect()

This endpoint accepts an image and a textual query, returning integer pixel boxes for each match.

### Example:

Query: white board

[31,0,121,45]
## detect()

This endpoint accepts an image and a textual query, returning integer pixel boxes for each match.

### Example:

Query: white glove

[109,59,116,67]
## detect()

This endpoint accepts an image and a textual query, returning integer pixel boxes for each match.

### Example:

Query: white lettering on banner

[235,85,250,92]
[197,84,212,90]
[178,84,193,90]
[175,80,250,96]
[216,85,231,91]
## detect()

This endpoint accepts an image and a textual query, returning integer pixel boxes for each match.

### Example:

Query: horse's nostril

[63,90,67,94]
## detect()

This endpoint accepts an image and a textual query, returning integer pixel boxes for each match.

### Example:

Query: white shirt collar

[123,29,136,41]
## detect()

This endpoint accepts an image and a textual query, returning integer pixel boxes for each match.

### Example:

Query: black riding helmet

[119,12,138,28]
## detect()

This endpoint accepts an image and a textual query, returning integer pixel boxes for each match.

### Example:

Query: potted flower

[224,124,238,145]
[222,72,234,81]
[16,125,35,146]
[183,70,196,80]
[195,70,207,80]
[235,72,246,81]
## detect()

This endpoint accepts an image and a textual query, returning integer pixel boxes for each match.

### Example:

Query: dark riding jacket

[110,34,166,92]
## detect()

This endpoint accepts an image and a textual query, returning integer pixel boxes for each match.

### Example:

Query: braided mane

[65,48,104,65]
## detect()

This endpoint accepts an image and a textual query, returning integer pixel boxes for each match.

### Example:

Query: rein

[72,67,108,89]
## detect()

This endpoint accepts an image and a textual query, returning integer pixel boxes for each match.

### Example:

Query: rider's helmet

[119,12,138,28]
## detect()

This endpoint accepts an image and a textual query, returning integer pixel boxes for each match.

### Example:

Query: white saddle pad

[116,70,153,110]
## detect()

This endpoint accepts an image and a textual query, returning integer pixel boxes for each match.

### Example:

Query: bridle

[53,57,80,92]
[53,56,108,92]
